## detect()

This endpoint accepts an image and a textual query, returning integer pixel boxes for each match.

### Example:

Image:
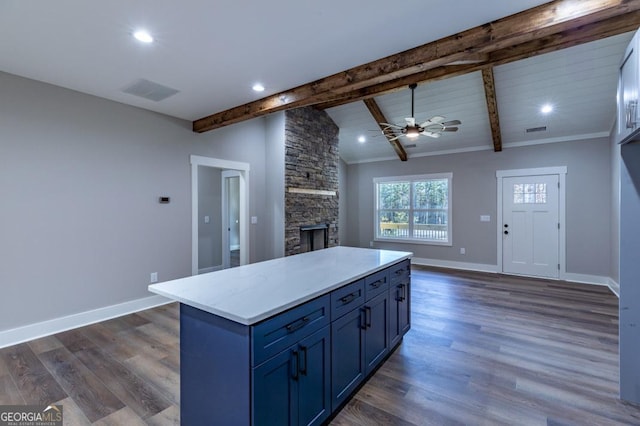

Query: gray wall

[198,166,222,270]
[265,112,285,259]
[346,138,612,277]
[0,71,271,332]
[610,133,621,284]
[338,158,348,246]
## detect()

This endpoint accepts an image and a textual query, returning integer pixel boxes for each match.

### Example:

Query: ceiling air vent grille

[525,126,547,133]
[122,78,179,102]
[403,144,417,149]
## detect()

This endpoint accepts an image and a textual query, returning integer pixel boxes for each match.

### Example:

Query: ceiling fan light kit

[381,83,461,141]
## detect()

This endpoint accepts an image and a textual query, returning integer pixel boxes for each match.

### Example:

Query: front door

[502,174,559,278]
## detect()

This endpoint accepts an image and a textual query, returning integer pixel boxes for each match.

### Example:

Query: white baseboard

[411,257,498,273]
[607,278,620,298]
[0,295,172,349]
[563,272,610,287]
[198,265,223,274]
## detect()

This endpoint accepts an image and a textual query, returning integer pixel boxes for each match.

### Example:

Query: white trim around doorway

[190,155,250,276]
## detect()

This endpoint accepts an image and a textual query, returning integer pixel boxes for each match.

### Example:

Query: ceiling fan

[381,83,461,141]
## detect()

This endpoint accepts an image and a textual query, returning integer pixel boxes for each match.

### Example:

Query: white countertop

[148,246,412,325]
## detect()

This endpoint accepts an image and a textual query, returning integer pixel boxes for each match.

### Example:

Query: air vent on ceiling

[122,78,180,102]
[403,143,417,149]
[525,126,547,133]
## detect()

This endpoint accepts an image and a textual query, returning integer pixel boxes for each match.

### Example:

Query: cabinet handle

[395,284,404,302]
[291,350,299,381]
[370,279,383,289]
[401,283,406,302]
[627,100,638,129]
[299,345,308,376]
[286,316,310,333]
[340,292,358,305]
[365,306,372,328]
[359,308,367,330]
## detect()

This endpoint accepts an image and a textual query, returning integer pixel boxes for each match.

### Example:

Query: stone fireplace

[284,107,339,256]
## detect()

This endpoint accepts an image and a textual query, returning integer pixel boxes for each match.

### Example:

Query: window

[374,173,452,245]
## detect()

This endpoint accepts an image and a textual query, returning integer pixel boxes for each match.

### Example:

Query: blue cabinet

[364,291,389,373]
[253,326,331,426]
[389,259,411,348]
[331,306,365,410]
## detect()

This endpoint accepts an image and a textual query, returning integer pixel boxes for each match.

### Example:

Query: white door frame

[190,155,250,276]
[221,170,241,269]
[496,166,567,279]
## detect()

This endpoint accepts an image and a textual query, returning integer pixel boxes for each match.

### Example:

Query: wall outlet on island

[150,272,158,283]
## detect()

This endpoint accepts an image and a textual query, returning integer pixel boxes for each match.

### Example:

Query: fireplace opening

[300,224,329,253]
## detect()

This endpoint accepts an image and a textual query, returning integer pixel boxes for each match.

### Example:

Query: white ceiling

[331,32,632,163]
[0,1,629,164]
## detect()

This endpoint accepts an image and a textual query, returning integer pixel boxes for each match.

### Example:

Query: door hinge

[558,263,560,270]
[558,223,560,229]
[558,182,560,188]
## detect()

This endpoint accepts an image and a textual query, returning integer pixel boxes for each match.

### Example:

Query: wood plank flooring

[1,266,639,425]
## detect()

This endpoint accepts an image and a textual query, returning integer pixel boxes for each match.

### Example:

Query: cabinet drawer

[389,259,410,285]
[252,295,330,366]
[364,269,389,301]
[331,279,365,320]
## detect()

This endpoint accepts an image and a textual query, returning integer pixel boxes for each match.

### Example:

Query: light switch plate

[251,216,258,224]
[480,215,491,222]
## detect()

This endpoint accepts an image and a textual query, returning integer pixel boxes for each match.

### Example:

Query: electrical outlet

[460,248,466,255]
[150,272,158,283]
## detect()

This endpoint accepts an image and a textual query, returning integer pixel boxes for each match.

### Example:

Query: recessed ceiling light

[252,83,265,92]
[358,136,366,143]
[133,30,153,43]
[540,103,554,114]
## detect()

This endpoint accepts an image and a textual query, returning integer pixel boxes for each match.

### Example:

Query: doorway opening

[190,155,250,275]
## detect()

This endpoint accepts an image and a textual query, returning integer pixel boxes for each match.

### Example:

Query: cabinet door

[618,32,639,143]
[389,283,401,348]
[253,348,297,426]
[298,327,331,426]
[364,291,389,374]
[331,307,365,411]
[398,281,411,336]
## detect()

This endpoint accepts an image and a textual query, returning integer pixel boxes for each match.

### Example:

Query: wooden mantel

[193,0,640,134]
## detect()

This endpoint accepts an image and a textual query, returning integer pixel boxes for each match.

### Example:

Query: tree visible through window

[375,173,452,244]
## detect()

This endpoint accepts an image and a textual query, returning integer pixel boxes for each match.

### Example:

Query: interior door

[502,174,559,278]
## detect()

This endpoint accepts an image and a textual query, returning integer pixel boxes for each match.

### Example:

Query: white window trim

[373,173,453,246]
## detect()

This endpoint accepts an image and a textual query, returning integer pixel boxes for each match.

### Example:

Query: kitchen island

[149,246,412,426]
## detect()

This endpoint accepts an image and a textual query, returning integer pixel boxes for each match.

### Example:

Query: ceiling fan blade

[405,117,415,127]
[442,120,461,126]
[387,135,401,141]
[419,116,445,127]
[423,131,442,138]
[442,127,459,132]
[381,122,403,129]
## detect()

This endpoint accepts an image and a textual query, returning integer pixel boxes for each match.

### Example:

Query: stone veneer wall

[285,107,340,256]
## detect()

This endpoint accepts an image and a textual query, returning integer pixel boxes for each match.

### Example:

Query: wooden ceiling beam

[315,9,640,110]
[481,68,502,152]
[362,98,408,161]
[193,0,640,133]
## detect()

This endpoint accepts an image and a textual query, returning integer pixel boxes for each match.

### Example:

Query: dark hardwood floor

[1,266,639,425]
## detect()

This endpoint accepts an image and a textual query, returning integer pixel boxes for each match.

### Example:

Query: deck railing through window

[379,223,448,241]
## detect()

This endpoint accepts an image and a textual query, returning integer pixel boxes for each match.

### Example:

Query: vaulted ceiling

[1,1,639,163]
